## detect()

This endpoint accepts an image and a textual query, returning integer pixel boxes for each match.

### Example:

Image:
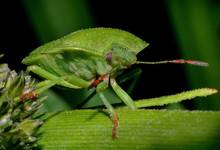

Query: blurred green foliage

[22,0,94,43]
[166,0,220,110]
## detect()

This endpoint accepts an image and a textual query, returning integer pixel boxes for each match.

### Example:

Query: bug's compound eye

[106,52,113,64]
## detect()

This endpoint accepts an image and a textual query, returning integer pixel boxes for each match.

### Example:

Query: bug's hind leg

[27,65,81,89]
[98,92,119,139]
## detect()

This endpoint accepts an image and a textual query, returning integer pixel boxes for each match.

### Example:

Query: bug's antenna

[136,59,209,67]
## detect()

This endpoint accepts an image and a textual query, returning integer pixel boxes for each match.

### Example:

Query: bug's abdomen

[64,53,112,81]
[39,52,112,81]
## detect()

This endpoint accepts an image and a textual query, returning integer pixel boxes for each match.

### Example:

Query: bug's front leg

[103,77,138,138]
[110,78,136,110]
[93,75,119,138]
[98,92,119,139]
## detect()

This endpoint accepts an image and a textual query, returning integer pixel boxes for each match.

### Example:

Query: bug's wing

[40,47,102,57]
[59,28,149,54]
[23,48,104,88]
[23,28,149,62]
[70,28,149,54]
[22,46,103,65]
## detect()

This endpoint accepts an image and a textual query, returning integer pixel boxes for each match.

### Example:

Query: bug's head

[106,44,137,71]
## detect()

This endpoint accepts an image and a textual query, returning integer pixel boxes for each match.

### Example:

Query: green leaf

[135,88,217,108]
[38,109,220,150]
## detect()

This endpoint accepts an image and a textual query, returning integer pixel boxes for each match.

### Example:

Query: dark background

[0,0,219,110]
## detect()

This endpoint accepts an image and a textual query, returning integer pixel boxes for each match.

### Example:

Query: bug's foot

[112,113,119,139]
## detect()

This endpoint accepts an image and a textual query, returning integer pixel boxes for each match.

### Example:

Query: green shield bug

[22,28,208,138]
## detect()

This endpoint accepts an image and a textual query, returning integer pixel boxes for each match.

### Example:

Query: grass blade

[38,109,220,150]
[135,88,217,108]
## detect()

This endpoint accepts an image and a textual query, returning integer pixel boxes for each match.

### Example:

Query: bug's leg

[64,75,91,88]
[35,80,57,94]
[95,75,119,138]
[110,78,136,110]
[27,65,82,89]
[117,68,142,95]
[98,92,119,139]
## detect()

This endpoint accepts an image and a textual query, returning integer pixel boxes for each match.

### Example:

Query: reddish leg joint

[91,74,109,87]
